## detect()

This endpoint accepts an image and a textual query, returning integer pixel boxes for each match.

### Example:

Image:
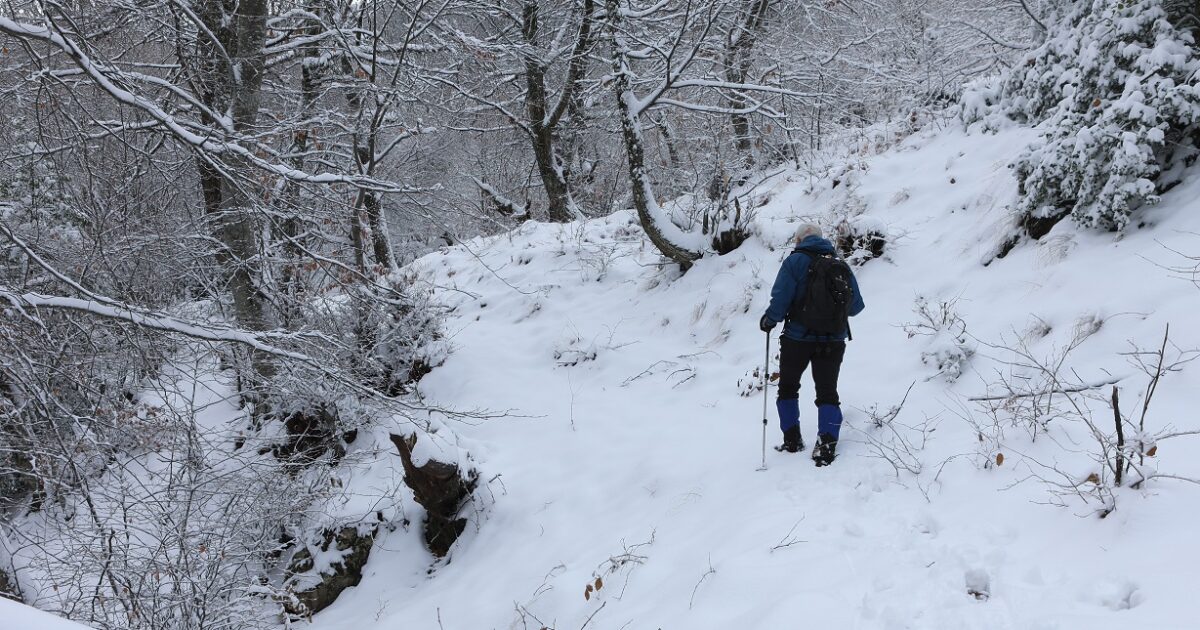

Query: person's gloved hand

[759,314,776,333]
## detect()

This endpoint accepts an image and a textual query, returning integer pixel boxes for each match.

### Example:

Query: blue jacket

[764,235,865,341]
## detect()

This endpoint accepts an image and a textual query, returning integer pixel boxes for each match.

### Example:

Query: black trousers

[777,336,845,406]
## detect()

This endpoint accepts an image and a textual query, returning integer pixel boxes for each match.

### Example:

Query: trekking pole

[758,331,770,471]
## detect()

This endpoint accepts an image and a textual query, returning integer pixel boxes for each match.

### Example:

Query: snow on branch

[0,16,421,196]
[472,177,529,219]
[0,290,318,362]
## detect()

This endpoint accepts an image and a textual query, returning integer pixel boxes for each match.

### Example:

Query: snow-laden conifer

[965,0,1200,232]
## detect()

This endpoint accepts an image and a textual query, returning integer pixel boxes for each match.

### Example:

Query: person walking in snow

[759,224,865,466]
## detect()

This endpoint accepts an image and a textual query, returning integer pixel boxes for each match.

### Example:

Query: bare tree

[722,0,772,165]
[441,0,598,222]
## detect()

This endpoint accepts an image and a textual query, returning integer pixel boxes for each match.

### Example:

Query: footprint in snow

[1097,580,1144,611]
[911,512,939,537]
[965,567,991,601]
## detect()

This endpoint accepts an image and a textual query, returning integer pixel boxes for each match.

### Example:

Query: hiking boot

[811,433,837,466]
[776,425,805,453]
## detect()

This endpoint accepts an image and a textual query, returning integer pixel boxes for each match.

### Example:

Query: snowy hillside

[11,1,1200,628]
[303,125,1200,629]
[0,598,93,630]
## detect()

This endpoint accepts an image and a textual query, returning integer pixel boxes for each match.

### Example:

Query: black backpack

[787,248,854,340]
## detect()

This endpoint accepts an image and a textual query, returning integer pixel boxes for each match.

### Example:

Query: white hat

[794,223,822,243]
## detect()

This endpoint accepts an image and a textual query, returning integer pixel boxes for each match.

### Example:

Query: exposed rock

[276,404,341,463]
[389,433,478,557]
[1020,210,1066,241]
[711,226,749,256]
[287,525,376,617]
[834,221,887,264]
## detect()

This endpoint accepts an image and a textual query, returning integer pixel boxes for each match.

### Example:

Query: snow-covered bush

[305,277,445,397]
[3,385,330,629]
[254,277,445,461]
[0,309,172,514]
[351,281,446,397]
[903,296,973,382]
[967,0,1200,234]
[826,162,870,216]
[849,385,932,478]
[737,362,773,398]
[968,324,1198,516]
[958,75,1006,130]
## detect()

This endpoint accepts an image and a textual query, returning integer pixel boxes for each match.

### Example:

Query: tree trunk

[348,137,395,275]
[188,0,275,381]
[349,201,369,275]
[344,7,397,275]
[522,0,582,223]
[727,85,753,156]
[605,0,701,271]
[277,2,326,327]
[226,0,273,378]
[363,186,395,271]
[519,0,598,223]
[724,0,771,167]
[530,127,576,223]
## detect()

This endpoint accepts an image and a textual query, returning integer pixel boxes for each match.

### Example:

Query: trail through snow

[310,126,1200,629]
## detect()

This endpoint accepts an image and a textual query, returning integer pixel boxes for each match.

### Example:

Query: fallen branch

[967,376,1124,402]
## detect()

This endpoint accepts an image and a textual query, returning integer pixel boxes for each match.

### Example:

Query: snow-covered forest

[2,0,1199,628]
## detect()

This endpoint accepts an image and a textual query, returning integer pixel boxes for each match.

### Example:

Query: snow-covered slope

[0,598,94,630]
[313,125,1200,629]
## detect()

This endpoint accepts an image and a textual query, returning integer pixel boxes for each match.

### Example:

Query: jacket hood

[793,234,836,254]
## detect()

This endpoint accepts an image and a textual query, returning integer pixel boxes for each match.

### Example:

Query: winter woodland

[2,0,1200,628]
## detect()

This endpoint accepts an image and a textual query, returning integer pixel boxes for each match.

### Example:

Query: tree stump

[389,433,477,557]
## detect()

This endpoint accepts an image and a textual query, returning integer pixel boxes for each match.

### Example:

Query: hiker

[759,224,865,466]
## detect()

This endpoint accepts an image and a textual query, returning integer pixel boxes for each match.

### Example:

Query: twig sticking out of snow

[770,517,807,552]
[963,322,1200,516]
[592,531,655,601]
[579,601,607,629]
[851,383,930,477]
[688,555,717,610]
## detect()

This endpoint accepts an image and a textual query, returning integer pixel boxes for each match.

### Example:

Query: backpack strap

[787,247,826,329]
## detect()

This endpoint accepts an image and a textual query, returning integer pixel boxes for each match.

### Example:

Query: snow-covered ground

[1,597,93,630]
[306,124,1200,629]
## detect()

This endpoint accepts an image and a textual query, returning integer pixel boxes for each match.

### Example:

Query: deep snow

[303,125,1200,629]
